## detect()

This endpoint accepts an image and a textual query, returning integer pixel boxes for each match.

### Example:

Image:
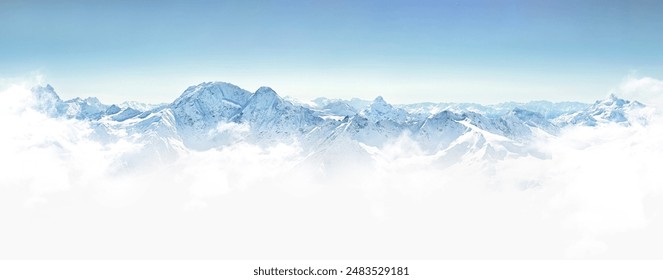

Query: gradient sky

[2,0,663,104]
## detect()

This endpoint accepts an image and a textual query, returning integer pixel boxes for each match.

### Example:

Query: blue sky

[2,0,663,104]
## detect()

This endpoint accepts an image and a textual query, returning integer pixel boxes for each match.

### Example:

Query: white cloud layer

[619,75,663,108]
[2,79,663,259]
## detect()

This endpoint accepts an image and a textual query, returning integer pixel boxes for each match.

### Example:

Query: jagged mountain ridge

[28,82,648,162]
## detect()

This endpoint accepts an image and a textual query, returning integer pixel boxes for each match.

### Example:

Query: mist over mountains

[2,81,661,259]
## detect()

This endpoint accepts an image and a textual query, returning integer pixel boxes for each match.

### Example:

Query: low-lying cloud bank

[1,78,663,259]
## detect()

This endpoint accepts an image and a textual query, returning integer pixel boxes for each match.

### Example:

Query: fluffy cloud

[619,76,663,108]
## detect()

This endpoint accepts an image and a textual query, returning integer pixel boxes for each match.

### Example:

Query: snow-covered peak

[360,96,409,123]
[373,95,386,103]
[590,94,643,117]
[31,84,60,100]
[596,93,627,107]
[29,84,113,119]
[62,96,108,120]
[370,96,390,109]
[231,86,323,143]
[106,104,122,115]
[170,81,253,131]
[30,84,62,116]
[174,81,251,107]
[253,86,280,99]
[256,86,276,94]
[556,94,645,126]
[242,86,284,110]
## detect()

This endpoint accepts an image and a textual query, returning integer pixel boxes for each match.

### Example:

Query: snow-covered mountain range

[29,82,649,164]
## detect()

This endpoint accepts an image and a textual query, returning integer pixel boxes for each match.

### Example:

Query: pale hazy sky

[2,0,663,104]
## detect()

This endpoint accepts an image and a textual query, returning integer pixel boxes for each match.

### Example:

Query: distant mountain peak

[176,81,250,104]
[187,81,241,91]
[367,95,393,111]
[255,86,278,96]
[596,93,627,107]
[247,86,282,106]
[31,84,61,101]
